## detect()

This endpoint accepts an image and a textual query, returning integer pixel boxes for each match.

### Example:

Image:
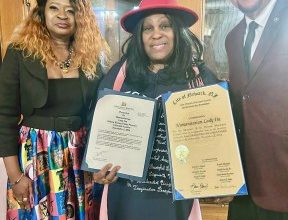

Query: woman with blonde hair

[0,0,116,219]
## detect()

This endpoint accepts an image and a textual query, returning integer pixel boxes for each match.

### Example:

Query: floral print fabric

[6,126,97,220]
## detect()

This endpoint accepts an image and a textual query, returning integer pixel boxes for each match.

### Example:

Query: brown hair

[10,0,110,79]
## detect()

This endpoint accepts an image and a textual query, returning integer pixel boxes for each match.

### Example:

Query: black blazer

[0,46,101,157]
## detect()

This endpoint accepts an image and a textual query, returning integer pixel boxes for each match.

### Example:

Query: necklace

[148,63,165,73]
[56,47,74,74]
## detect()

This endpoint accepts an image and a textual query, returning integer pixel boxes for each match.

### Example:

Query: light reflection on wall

[92,1,140,66]
[204,0,243,79]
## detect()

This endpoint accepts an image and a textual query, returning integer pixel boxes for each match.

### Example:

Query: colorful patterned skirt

[6,126,100,220]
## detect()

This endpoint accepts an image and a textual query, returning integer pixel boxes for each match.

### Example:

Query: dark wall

[0,45,2,68]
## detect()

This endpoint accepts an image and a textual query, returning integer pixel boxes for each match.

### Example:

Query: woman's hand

[3,156,33,210]
[11,174,33,210]
[93,163,121,185]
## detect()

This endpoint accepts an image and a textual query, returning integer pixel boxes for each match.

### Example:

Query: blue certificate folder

[81,89,158,181]
[162,82,248,200]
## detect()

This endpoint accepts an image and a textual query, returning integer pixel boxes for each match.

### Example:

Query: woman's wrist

[3,156,23,182]
[9,173,24,187]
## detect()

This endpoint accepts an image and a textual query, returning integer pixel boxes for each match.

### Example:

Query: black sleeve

[0,46,22,157]
[0,46,2,68]
[85,64,104,129]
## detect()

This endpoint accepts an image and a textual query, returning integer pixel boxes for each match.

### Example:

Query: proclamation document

[162,81,247,200]
[81,90,158,181]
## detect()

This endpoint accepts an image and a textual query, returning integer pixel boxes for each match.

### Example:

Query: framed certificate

[162,81,247,200]
[81,90,158,181]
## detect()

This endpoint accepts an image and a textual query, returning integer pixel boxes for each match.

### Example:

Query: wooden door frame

[0,0,36,57]
[179,0,204,39]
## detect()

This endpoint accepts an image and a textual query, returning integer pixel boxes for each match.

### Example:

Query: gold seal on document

[175,145,189,163]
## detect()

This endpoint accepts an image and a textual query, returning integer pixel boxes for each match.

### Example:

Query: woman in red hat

[97,0,219,219]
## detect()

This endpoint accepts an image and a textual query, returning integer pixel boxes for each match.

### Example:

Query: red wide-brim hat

[120,0,199,33]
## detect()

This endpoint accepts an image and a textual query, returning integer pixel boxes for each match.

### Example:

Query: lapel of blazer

[250,0,287,78]
[236,19,248,81]
[23,53,99,109]
[22,55,47,81]
[228,18,249,85]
